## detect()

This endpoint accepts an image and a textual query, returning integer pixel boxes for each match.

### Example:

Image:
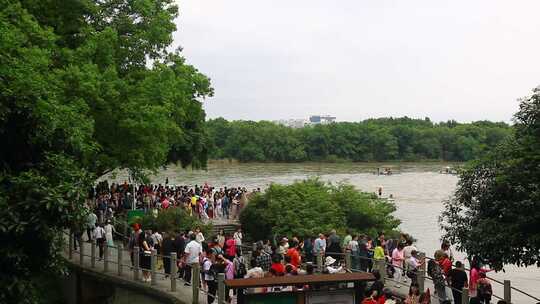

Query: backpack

[235,257,247,278]
[202,258,217,280]
[477,280,492,297]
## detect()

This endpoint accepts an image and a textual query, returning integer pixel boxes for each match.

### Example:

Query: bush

[239,178,400,241]
[133,208,212,235]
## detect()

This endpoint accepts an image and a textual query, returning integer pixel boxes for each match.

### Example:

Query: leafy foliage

[0,1,212,302]
[239,178,400,241]
[133,208,212,236]
[440,87,540,270]
[206,117,511,162]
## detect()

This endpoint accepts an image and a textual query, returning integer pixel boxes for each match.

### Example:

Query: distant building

[309,115,336,125]
[273,119,309,128]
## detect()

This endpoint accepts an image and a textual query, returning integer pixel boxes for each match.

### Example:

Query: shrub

[239,178,400,241]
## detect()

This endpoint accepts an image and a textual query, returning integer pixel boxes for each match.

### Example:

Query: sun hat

[325,256,337,266]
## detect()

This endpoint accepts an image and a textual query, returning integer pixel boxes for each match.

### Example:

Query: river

[112,161,540,303]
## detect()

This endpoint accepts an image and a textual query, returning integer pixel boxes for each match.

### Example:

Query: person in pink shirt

[392,243,405,287]
[469,258,491,297]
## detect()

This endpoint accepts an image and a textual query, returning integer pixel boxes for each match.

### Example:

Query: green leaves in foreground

[440,87,540,271]
[240,178,400,241]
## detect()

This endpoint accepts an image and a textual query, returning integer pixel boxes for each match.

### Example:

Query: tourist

[476,272,493,304]
[469,258,491,297]
[94,223,106,260]
[225,234,236,261]
[447,261,468,304]
[437,250,452,277]
[427,256,447,302]
[194,227,205,244]
[174,231,186,278]
[233,252,247,279]
[362,290,379,304]
[358,235,370,272]
[342,229,352,252]
[326,230,342,261]
[139,229,153,282]
[303,236,314,263]
[391,243,405,287]
[324,256,343,274]
[286,241,302,268]
[233,227,243,254]
[313,233,326,262]
[406,250,424,286]
[216,229,225,248]
[348,234,360,271]
[161,232,175,278]
[255,246,272,271]
[104,220,115,247]
[202,252,217,304]
[183,233,202,285]
[245,259,264,278]
[403,240,417,273]
[404,283,421,304]
[441,241,454,262]
[86,211,97,241]
[270,254,285,276]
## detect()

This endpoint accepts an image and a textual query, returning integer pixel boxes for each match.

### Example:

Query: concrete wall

[62,264,183,304]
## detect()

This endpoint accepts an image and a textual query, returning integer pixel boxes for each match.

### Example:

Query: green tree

[0,1,212,302]
[239,179,400,241]
[440,87,540,270]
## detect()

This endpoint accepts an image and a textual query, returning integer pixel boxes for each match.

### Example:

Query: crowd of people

[76,180,503,304]
[87,180,260,223]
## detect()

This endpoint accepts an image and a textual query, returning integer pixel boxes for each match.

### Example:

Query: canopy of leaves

[239,178,400,241]
[206,117,511,163]
[440,87,539,271]
[0,1,212,302]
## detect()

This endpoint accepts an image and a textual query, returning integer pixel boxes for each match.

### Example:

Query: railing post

[462,287,470,304]
[192,263,200,304]
[133,246,140,281]
[91,239,96,268]
[317,252,323,273]
[504,280,511,303]
[345,252,352,271]
[117,244,124,276]
[151,249,157,286]
[376,258,386,282]
[68,231,73,259]
[217,273,226,304]
[417,252,426,291]
[104,244,109,272]
[79,239,84,265]
[170,253,177,292]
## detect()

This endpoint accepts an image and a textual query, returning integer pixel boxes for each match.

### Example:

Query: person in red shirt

[286,241,301,268]
[437,251,452,276]
[270,254,285,276]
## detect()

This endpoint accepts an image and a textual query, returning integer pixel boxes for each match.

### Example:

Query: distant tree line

[206,117,512,162]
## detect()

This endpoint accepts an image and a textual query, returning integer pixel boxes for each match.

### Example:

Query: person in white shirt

[104,220,115,247]
[202,252,217,304]
[324,256,343,274]
[184,234,202,285]
[94,224,106,260]
[195,227,205,244]
[233,228,243,254]
[403,240,417,278]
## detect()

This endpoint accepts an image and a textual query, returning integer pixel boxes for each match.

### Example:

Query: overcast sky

[172,0,540,123]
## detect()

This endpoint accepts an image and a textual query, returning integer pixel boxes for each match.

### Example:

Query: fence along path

[64,230,539,304]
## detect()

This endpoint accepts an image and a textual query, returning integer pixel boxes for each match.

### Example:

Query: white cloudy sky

[172,0,540,122]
